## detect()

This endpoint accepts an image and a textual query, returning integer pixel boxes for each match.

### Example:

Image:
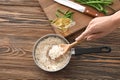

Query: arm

[111,10,120,26]
[76,10,120,41]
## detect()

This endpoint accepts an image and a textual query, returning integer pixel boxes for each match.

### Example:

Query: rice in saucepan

[34,36,70,71]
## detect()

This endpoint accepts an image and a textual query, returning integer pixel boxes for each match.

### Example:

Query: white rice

[48,45,64,60]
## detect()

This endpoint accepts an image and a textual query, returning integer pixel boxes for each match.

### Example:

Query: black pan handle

[74,46,111,56]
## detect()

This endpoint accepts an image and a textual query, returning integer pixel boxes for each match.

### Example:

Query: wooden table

[0,0,120,79]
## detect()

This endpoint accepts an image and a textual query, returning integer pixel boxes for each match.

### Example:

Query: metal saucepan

[33,34,111,72]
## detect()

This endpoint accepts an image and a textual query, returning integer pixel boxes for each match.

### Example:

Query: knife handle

[84,8,105,17]
[74,46,111,56]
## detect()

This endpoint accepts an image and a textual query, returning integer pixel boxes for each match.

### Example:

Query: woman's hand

[76,11,120,41]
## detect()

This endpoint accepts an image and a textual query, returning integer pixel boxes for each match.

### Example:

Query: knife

[71,46,111,56]
[54,0,104,17]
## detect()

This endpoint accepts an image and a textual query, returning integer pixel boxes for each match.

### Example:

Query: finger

[86,18,96,29]
[75,29,92,41]
[86,32,106,41]
[75,21,98,41]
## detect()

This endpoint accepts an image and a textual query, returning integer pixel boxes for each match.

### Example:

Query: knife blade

[71,46,111,55]
[54,0,104,17]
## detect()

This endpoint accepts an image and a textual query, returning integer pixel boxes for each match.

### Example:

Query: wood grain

[0,0,120,79]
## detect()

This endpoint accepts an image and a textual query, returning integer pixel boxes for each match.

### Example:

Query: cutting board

[38,0,120,37]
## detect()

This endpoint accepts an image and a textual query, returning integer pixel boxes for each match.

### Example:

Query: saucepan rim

[32,34,72,72]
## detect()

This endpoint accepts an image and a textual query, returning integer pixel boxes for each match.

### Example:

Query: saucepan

[33,34,111,72]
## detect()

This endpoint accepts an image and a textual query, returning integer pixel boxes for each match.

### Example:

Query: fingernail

[75,37,79,41]
[87,37,92,41]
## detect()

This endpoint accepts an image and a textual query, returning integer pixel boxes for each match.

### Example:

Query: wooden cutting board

[38,0,120,37]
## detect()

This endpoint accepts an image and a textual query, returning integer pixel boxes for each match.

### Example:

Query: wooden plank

[0,0,40,7]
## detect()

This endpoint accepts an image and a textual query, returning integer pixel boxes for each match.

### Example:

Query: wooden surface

[38,0,120,37]
[0,0,120,79]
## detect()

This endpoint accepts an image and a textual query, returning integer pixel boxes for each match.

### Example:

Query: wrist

[110,10,120,28]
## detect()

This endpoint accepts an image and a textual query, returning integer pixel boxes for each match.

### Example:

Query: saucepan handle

[74,46,111,56]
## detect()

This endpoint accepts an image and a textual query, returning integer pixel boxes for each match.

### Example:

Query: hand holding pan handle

[73,46,111,56]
